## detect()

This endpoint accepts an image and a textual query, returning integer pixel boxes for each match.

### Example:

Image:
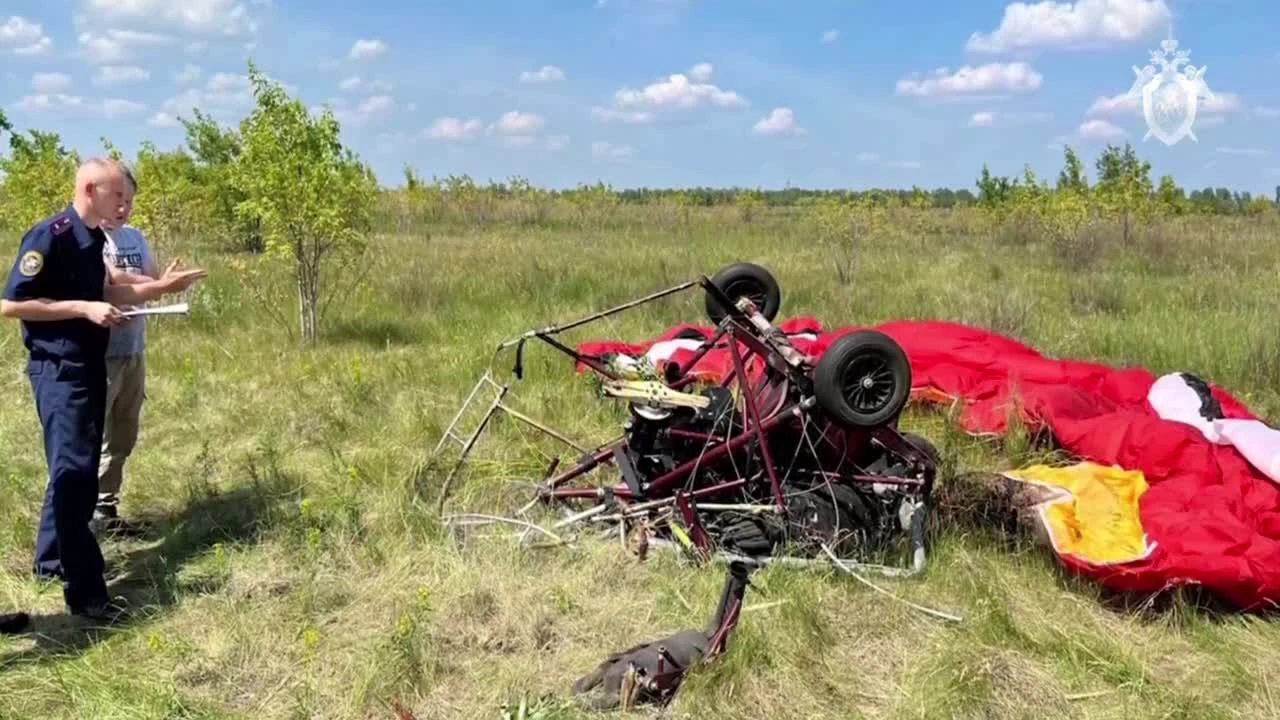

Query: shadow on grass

[0,467,294,669]
[324,317,421,348]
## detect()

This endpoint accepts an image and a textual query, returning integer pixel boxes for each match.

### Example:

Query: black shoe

[70,596,129,625]
[0,612,30,634]
[91,507,148,538]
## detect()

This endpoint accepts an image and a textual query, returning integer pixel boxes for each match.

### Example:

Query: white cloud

[95,65,150,86]
[103,98,147,117]
[77,28,175,64]
[1085,92,1138,116]
[493,110,546,135]
[15,93,146,118]
[595,63,748,123]
[821,29,839,44]
[426,116,483,141]
[688,62,713,83]
[970,111,996,127]
[591,107,655,124]
[2,16,53,55]
[81,0,261,37]
[1086,89,1245,121]
[752,107,803,137]
[174,64,201,84]
[1216,146,1266,157]
[1078,118,1125,140]
[349,38,385,60]
[337,75,392,93]
[206,72,249,92]
[489,110,548,148]
[592,140,633,161]
[545,134,570,151]
[895,62,1042,98]
[148,111,179,127]
[968,109,1053,127]
[357,95,393,114]
[332,94,394,126]
[16,94,85,112]
[31,72,72,94]
[519,65,565,83]
[159,72,253,120]
[966,0,1171,53]
[1200,93,1242,115]
[79,32,129,64]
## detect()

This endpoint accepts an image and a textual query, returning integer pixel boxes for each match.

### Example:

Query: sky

[1,0,1277,194]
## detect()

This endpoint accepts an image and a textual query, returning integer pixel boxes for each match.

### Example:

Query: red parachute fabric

[576,318,1280,611]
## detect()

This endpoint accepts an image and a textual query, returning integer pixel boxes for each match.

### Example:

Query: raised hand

[158,258,208,294]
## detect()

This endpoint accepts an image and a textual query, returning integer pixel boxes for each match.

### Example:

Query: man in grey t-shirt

[97,220,156,535]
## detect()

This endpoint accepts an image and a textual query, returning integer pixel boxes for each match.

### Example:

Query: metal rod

[499,404,591,454]
[545,444,620,489]
[666,323,728,384]
[431,371,495,457]
[436,385,509,513]
[729,329,786,512]
[495,279,698,351]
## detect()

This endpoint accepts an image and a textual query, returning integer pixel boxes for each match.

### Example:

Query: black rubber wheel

[704,262,781,325]
[813,330,912,429]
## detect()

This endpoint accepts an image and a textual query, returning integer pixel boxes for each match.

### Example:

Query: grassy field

[2,203,1280,719]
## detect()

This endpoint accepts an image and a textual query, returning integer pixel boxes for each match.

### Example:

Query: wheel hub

[842,354,895,412]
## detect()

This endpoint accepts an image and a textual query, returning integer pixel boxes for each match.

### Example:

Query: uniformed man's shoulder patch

[19,250,43,277]
[50,216,72,236]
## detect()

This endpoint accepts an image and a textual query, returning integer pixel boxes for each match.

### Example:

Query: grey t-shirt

[103,225,156,358]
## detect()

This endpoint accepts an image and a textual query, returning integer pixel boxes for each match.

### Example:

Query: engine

[622,386,737,483]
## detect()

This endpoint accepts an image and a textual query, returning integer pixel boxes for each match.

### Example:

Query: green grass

[2,205,1280,719]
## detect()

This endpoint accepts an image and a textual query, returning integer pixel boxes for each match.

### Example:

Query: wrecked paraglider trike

[432,262,939,574]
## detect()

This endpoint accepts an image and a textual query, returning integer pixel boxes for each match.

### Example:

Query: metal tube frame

[431,269,937,576]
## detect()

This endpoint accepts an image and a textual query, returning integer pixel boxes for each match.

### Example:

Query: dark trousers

[28,356,109,611]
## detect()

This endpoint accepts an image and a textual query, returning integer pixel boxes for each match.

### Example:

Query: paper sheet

[121,302,190,318]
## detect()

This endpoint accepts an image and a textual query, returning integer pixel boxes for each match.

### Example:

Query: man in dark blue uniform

[1,158,206,622]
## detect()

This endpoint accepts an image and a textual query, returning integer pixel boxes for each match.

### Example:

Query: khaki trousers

[98,353,145,510]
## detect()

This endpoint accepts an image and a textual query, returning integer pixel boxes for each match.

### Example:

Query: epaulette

[50,216,73,236]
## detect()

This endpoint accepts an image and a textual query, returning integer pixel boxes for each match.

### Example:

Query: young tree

[231,62,380,344]
[1093,143,1153,241]
[1055,145,1088,193]
[0,127,79,232]
[130,141,208,247]
[1155,175,1186,215]
[181,109,261,252]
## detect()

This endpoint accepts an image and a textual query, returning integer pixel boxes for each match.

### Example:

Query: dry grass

[1,204,1279,719]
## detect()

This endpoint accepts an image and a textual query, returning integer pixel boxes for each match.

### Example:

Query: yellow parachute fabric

[1001,462,1154,566]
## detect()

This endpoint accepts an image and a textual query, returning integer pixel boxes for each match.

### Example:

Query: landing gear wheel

[813,330,912,429]
[705,262,781,326]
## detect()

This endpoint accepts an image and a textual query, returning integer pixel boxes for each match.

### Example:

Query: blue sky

[2,0,1277,193]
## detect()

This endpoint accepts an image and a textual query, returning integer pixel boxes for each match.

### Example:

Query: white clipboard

[120,302,190,318]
